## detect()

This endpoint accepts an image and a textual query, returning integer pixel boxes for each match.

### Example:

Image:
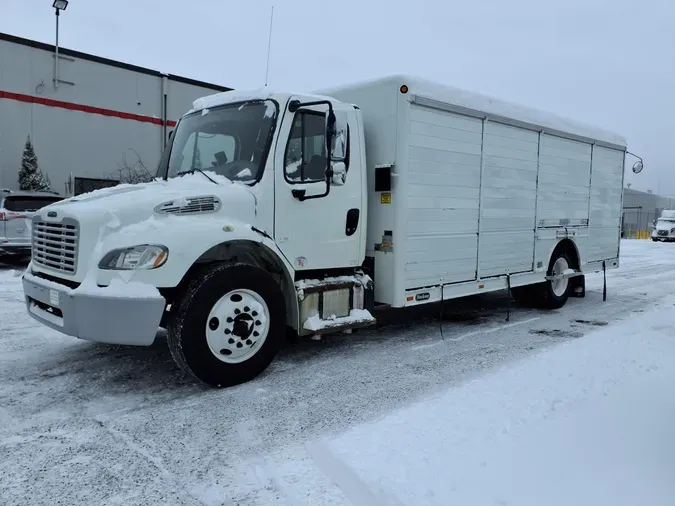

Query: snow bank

[309,296,675,506]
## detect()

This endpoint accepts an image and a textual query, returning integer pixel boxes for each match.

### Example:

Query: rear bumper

[22,272,166,346]
[0,241,30,255]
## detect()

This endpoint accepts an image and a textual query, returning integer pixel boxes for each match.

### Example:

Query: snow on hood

[44,172,246,214]
[655,221,675,231]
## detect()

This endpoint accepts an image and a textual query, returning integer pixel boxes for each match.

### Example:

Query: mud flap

[570,274,585,298]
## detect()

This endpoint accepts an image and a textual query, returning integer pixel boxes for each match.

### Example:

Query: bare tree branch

[105,148,155,184]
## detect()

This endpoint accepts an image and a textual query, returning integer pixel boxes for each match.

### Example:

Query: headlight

[98,245,168,270]
[670,228,675,234]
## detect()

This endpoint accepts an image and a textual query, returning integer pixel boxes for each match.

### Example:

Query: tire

[538,251,572,310]
[167,263,286,387]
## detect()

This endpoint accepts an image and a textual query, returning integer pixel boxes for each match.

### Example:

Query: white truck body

[321,76,627,307]
[21,75,635,387]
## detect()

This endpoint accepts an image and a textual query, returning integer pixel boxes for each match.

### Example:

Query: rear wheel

[538,252,572,310]
[167,263,286,387]
[510,251,572,310]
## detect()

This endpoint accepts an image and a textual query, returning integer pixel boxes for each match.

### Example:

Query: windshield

[157,99,278,184]
[657,219,675,225]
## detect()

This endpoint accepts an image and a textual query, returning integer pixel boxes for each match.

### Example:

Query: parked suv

[0,189,64,259]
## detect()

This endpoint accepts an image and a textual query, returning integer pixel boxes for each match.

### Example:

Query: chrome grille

[154,196,221,215]
[658,230,669,236]
[32,218,79,274]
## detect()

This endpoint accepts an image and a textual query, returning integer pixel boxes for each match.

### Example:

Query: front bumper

[22,272,166,346]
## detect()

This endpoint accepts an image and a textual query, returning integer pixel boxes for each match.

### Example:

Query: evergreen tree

[18,136,51,191]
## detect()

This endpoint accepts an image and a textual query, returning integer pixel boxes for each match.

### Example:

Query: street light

[52,0,69,89]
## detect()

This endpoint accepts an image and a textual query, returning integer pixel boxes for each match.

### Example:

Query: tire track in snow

[92,417,208,506]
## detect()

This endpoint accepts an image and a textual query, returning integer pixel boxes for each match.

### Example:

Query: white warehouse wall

[0,32,231,195]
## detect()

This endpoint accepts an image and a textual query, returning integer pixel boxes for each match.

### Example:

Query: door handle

[345,208,360,236]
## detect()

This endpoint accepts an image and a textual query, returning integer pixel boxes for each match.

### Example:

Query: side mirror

[326,111,348,163]
[632,161,643,174]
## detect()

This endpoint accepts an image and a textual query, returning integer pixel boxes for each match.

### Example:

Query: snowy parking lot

[2,239,675,505]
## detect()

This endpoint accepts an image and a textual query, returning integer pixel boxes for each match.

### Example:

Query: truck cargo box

[320,76,626,307]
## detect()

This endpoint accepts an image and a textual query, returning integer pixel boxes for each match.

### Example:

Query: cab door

[274,98,363,272]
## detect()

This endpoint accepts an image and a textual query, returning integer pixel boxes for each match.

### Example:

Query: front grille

[658,230,669,236]
[32,218,79,274]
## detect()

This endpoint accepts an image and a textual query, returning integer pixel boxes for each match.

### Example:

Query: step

[302,309,376,335]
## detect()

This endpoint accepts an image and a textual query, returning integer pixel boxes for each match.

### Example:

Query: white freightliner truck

[651,209,675,242]
[22,75,644,387]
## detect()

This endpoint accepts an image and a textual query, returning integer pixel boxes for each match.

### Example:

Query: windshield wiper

[175,168,219,185]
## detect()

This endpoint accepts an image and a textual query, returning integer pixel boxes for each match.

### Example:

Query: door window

[284,111,327,183]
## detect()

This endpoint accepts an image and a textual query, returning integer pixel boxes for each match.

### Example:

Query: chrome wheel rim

[205,289,270,364]
[551,257,570,297]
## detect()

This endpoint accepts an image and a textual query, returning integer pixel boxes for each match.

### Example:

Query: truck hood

[30,172,258,282]
[38,172,254,226]
[654,223,675,232]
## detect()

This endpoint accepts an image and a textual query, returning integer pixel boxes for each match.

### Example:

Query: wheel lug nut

[244,306,250,312]
[228,338,235,344]
[227,317,233,323]
[252,311,258,317]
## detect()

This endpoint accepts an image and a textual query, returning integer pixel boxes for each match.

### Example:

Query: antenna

[264,5,275,87]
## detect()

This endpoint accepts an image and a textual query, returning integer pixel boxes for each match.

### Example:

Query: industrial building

[0,32,231,196]
[622,188,674,237]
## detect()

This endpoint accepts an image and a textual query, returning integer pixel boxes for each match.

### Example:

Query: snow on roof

[191,89,274,113]
[315,74,627,148]
[189,88,334,116]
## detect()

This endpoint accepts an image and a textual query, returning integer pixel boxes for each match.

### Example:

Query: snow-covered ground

[1,240,674,505]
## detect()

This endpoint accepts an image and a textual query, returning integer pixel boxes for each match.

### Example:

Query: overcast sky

[3,0,674,193]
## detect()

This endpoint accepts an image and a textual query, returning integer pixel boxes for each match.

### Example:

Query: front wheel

[167,263,286,387]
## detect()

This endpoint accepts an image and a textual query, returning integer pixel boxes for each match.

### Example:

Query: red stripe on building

[0,90,177,127]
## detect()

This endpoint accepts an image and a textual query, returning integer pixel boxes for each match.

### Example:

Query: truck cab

[22,90,374,387]
[652,210,675,242]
